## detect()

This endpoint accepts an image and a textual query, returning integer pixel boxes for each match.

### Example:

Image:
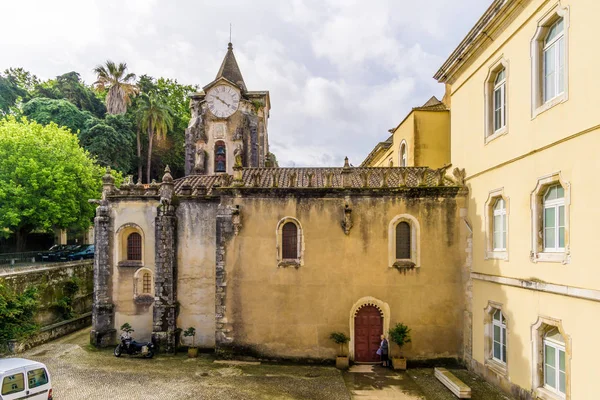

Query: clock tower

[184,42,271,176]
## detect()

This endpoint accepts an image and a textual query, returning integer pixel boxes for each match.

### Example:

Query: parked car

[0,358,52,400]
[67,245,94,261]
[36,244,67,262]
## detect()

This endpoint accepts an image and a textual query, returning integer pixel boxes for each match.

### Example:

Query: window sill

[133,294,155,305]
[535,386,566,400]
[118,260,143,268]
[530,251,570,264]
[485,250,508,261]
[391,260,417,270]
[485,359,507,377]
[532,93,567,119]
[278,259,301,268]
[484,128,508,145]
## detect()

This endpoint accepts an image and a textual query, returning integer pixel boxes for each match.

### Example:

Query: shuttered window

[282,222,299,259]
[127,232,142,261]
[395,221,411,259]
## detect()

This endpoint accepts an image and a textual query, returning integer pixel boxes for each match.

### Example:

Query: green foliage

[34,72,106,118]
[53,277,81,320]
[329,332,349,356]
[183,327,196,347]
[388,323,412,349]
[93,61,138,115]
[22,97,93,134]
[0,284,39,345]
[79,121,136,173]
[120,322,134,333]
[0,117,105,249]
[0,74,27,115]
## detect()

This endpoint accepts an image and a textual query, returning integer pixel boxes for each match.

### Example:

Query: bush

[183,327,196,347]
[388,323,412,355]
[329,332,349,356]
[0,284,39,346]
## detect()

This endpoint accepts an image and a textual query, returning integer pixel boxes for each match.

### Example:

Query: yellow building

[361,96,450,169]
[435,0,600,399]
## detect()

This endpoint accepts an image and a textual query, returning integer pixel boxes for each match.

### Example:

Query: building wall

[415,111,450,169]
[446,0,599,397]
[367,110,450,169]
[176,200,219,348]
[110,200,158,341]
[220,193,468,360]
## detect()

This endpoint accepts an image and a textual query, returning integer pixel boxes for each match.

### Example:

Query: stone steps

[434,367,471,398]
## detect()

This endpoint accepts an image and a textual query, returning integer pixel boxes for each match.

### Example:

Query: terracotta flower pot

[336,356,349,370]
[188,347,199,358]
[392,357,407,370]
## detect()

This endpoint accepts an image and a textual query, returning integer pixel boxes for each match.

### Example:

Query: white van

[0,358,52,400]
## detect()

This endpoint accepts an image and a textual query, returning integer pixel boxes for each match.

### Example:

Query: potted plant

[388,323,411,370]
[329,332,350,369]
[183,327,198,358]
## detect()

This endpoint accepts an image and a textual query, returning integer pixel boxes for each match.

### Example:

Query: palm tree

[93,61,138,114]
[138,93,173,183]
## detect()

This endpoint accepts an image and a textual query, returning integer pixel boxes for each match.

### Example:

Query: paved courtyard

[9,329,514,400]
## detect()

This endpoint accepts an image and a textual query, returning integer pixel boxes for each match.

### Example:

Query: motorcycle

[114,330,155,358]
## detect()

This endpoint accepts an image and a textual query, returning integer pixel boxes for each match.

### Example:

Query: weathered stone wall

[218,190,469,361]
[0,261,93,349]
[175,200,219,349]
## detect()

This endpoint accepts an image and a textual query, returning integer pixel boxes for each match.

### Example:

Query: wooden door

[354,306,383,362]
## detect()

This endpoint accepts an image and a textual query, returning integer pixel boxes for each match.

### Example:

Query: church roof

[173,167,458,194]
[214,42,246,91]
[412,96,448,111]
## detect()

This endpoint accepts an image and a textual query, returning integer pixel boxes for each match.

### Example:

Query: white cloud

[0,0,491,167]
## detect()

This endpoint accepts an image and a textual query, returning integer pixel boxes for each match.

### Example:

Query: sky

[0,0,490,167]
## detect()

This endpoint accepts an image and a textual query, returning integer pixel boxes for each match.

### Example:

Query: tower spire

[215,40,246,91]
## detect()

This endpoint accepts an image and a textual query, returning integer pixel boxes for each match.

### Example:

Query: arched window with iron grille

[282,222,299,259]
[127,232,142,261]
[142,272,151,294]
[214,141,226,172]
[395,221,411,259]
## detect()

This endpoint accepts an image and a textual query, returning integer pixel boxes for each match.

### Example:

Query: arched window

[395,221,411,259]
[543,328,566,396]
[493,68,506,132]
[214,141,226,172]
[282,222,299,259]
[543,18,565,102]
[493,198,507,251]
[127,232,142,261]
[142,272,151,294]
[399,142,407,167]
[543,184,565,252]
[492,309,507,364]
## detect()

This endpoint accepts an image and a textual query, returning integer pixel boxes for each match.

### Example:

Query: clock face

[206,85,240,118]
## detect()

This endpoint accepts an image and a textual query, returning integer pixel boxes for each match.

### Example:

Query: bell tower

[184,43,271,176]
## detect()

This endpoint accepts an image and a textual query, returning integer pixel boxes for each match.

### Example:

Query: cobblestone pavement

[15,329,351,400]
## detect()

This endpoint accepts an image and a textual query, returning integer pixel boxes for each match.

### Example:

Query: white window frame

[492,309,507,364]
[543,19,565,103]
[484,301,508,376]
[399,140,407,167]
[532,316,570,400]
[531,6,570,118]
[543,336,566,397]
[493,69,506,133]
[543,185,565,253]
[484,188,509,260]
[493,198,507,251]
[484,57,509,143]
[530,172,570,264]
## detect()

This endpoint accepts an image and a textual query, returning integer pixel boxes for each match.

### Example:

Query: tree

[138,93,173,183]
[79,122,135,173]
[0,75,26,115]
[22,97,92,134]
[93,61,138,114]
[0,117,106,251]
[34,72,106,118]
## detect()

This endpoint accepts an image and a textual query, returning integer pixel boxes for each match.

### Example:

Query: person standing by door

[376,334,389,367]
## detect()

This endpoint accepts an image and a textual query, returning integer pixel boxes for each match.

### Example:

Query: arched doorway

[354,305,383,362]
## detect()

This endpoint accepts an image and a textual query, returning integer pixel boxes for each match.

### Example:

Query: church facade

[91,44,471,363]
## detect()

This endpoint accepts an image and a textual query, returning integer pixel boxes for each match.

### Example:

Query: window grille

[395,221,411,259]
[127,232,142,261]
[142,272,151,294]
[282,222,298,259]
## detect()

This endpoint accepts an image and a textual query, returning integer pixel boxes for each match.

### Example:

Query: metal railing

[0,251,39,266]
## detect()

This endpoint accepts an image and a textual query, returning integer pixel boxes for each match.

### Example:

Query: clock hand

[215,96,231,107]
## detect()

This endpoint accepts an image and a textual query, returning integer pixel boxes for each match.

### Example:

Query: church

[90,43,470,363]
